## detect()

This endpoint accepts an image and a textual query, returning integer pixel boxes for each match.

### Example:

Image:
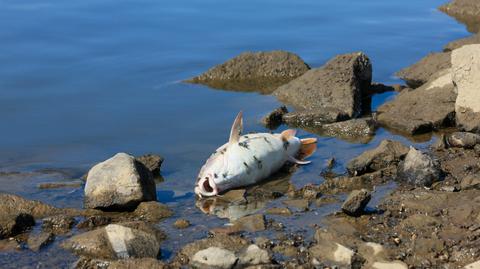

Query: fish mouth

[195,176,219,197]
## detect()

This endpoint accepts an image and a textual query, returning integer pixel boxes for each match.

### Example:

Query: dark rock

[0,213,35,239]
[377,69,456,135]
[341,189,371,217]
[186,51,309,94]
[274,52,372,121]
[395,52,451,88]
[136,154,164,176]
[27,232,54,251]
[398,147,442,187]
[444,33,480,52]
[42,215,76,234]
[347,140,409,176]
[77,215,112,230]
[446,132,480,148]
[261,106,288,129]
[84,153,157,211]
[460,174,480,190]
[133,201,172,222]
[368,82,406,95]
[439,0,480,33]
[431,134,447,151]
[173,219,190,229]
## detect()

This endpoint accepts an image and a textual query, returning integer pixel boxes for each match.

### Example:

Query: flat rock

[0,193,63,219]
[341,189,371,217]
[38,181,83,189]
[444,33,480,52]
[265,207,292,216]
[0,239,20,252]
[377,69,456,135]
[133,201,172,222]
[317,117,376,142]
[372,261,408,269]
[84,153,157,211]
[136,154,164,176]
[191,247,238,269]
[447,132,480,148]
[27,232,54,251]
[398,147,442,187]
[274,52,372,121]
[465,260,480,269]
[347,140,409,176]
[282,109,349,126]
[309,241,358,267]
[186,51,309,94]
[75,257,168,269]
[396,52,451,88]
[439,0,480,33]
[282,199,309,211]
[452,44,480,132]
[231,214,266,232]
[460,174,480,190]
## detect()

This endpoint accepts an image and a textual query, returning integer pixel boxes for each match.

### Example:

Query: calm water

[0,0,470,267]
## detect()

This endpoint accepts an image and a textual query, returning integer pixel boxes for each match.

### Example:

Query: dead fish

[195,111,317,197]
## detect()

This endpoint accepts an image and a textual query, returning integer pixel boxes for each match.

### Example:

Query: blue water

[0,0,471,266]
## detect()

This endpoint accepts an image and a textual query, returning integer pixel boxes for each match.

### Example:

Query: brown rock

[231,214,266,232]
[460,174,480,190]
[133,201,173,222]
[136,154,164,176]
[173,219,190,229]
[27,232,54,251]
[444,33,480,51]
[261,106,288,129]
[265,207,292,216]
[439,0,480,33]
[395,52,451,88]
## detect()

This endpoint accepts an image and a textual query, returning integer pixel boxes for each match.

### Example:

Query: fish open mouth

[196,176,218,197]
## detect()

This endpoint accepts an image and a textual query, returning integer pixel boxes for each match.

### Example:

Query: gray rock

[475,144,480,156]
[261,106,288,129]
[27,232,54,251]
[444,33,480,52]
[186,51,309,94]
[439,0,480,33]
[395,52,451,88]
[347,140,409,176]
[238,244,271,266]
[274,52,372,121]
[446,132,480,148]
[136,154,164,176]
[341,189,371,217]
[398,147,442,187]
[84,153,157,211]
[377,69,456,135]
[460,174,480,190]
[452,44,480,132]
[191,247,238,269]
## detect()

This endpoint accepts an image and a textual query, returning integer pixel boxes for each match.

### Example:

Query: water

[0,0,470,267]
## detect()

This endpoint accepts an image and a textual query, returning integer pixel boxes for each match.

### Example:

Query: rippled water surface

[0,0,470,267]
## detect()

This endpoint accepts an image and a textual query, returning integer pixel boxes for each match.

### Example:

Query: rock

[62,222,164,259]
[133,201,172,222]
[302,186,321,200]
[274,52,372,121]
[282,199,309,211]
[238,244,271,266]
[84,153,157,211]
[186,51,309,93]
[309,241,360,267]
[372,261,408,269]
[395,52,451,88]
[38,181,83,189]
[475,144,480,156]
[460,174,480,190]
[368,82,406,95]
[77,215,112,230]
[261,106,288,129]
[398,147,442,187]
[439,0,480,33]
[282,109,350,126]
[174,219,190,229]
[0,239,20,252]
[341,189,371,217]
[0,213,35,239]
[465,260,480,269]
[27,232,54,251]
[75,257,168,269]
[444,33,480,52]
[136,154,164,176]
[231,214,266,232]
[452,44,480,132]
[446,132,480,148]
[347,140,409,176]
[318,117,377,141]
[432,134,447,151]
[265,207,292,216]
[0,193,63,219]
[377,69,457,135]
[42,215,76,234]
[191,247,238,269]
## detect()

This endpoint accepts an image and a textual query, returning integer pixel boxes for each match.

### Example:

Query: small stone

[42,215,76,234]
[191,247,238,269]
[440,186,458,192]
[231,214,266,232]
[460,174,480,190]
[341,189,371,217]
[27,232,54,251]
[238,244,271,266]
[174,219,190,229]
[265,207,292,216]
[398,147,442,187]
[133,201,173,222]
[302,187,321,200]
[76,215,112,230]
[282,199,309,211]
[446,132,480,148]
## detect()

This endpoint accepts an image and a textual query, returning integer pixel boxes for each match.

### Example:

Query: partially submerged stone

[186,50,309,93]
[316,117,377,142]
[84,153,157,211]
[231,214,266,232]
[191,247,238,269]
[274,52,372,122]
[173,219,190,229]
[42,215,76,234]
[133,201,172,222]
[265,207,292,216]
[0,193,63,219]
[27,232,54,251]
[395,52,451,88]
[341,189,372,217]
[398,147,442,187]
[0,213,35,239]
[75,257,168,269]
[452,44,480,132]
[261,106,288,129]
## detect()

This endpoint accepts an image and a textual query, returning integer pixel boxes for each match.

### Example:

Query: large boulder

[439,0,480,33]
[398,147,442,187]
[347,140,409,176]
[61,222,164,259]
[273,52,372,123]
[84,153,157,211]
[186,51,309,93]
[452,44,480,132]
[377,69,457,135]
[395,52,451,88]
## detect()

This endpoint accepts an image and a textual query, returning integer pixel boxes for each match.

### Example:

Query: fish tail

[299,138,317,159]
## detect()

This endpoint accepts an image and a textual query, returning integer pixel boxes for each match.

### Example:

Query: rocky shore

[1,0,480,268]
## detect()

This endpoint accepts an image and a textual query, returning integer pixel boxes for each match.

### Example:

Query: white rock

[452,44,480,132]
[372,261,408,269]
[191,247,238,269]
[105,224,159,259]
[84,153,156,210]
[465,260,480,269]
[238,244,271,266]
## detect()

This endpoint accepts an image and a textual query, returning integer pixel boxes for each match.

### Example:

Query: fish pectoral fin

[281,129,297,141]
[229,111,243,144]
[288,155,311,165]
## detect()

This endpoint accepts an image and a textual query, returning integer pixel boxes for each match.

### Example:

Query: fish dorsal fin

[280,129,297,141]
[229,111,243,144]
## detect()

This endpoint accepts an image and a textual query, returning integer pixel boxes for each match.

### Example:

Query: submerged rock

[395,52,451,88]
[136,154,164,177]
[274,52,372,122]
[84,153,157,211]
[231,214,266,232]
[27,232,54,251]
[173,219,190,229]
[446,132,480,148]
[398,147,442,187]
[377,69,456,135]
[347,140,409,176]
[186,50,309,93]
[261,106,288,129]
[452,44,480,132]
[341,189,372,217]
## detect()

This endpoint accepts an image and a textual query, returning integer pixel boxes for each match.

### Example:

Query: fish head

[195,152,224,197]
